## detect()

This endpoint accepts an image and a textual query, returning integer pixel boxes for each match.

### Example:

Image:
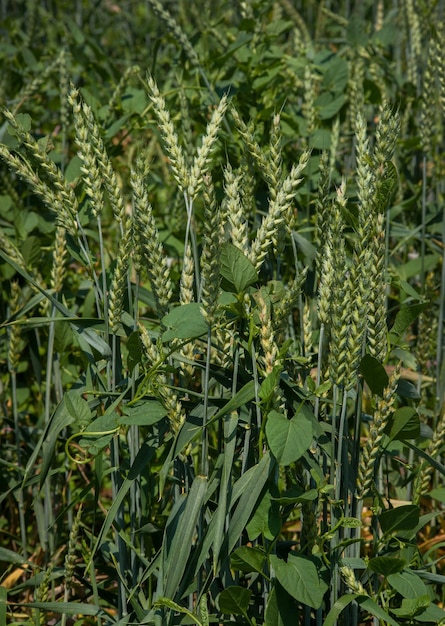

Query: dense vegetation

[0,1,444,624]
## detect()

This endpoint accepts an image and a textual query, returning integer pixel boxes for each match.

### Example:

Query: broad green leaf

[198,596,209,626]
[310,128,331,149]
[163,475,208,599]
[246,487,281,541]
[219,586,252,615]
[230,546,266,574]
[54,320,74,353]
[265,584,298,626]
[8,112,32,134]
[396,254,439,282]
[412,603,445,622]
[252,65,282,90]
[391,596,430,618]
[218,32,252,63]
[388,569,429,598]
[360,354,388,396]
[429,487,445,502]
[126,331,142,373]
[341,517,362,528]
[346,14,369,47]
[220,242,258,293]
[398,280,424,300]
[65,154,82,182]
[260,366,283,402]
[385,407,420,441]
[379,505,419,535]
[396,379,420,400]
[317,93,346,119]
[266,407,313,465]
[368,556,406,576]
[162,303,208,341]
[270,554,327,609]
[121,88,147,114]
[120,401,168,426]
[388,303,428,346]
[321,55,349,92]
[77,412,119,454]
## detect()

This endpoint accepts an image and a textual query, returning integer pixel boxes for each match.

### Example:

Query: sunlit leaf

[219,586,252,615]
[162,303,208,341]
[379,505,420,535]
[266,407,313,465]
[270,554,327,609]
[220,242,258,293]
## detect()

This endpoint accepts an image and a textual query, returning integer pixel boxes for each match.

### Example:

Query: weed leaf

[270,553,327,609]
[266,408,313,465]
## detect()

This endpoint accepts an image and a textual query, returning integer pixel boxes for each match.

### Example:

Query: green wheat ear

[108,216,133,334]
[131,159,173,316]
[69,86,126,227]
[413,403,445,504]
[249,149,310,271]
[200,173,222,327]
[224,163,249,253]
[0,110,78,234]
[356,364,401,499]
[146,74,189,194]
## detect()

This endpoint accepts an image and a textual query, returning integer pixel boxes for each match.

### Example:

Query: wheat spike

[356,365,401,499]
[131,160,173,315]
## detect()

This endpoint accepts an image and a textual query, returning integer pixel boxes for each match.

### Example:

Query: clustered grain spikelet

[225,163,249,253]
[340,565,368,596]
[69,87,126,226]
[108,216,133,334]
[257,292,279,376]
[131,160,173,316]
[0,109,78,234]
[179,243,196,379]
[139,323,186,433]
[413,403,445,503]
[64,504,83,596]
[249,150,309,271]
[7,281,22,374]
[200,173,222,326]
[356,364,401,499]
[147,0,201,70]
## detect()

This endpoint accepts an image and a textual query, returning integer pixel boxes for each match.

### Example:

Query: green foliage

[1,1,445,625]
